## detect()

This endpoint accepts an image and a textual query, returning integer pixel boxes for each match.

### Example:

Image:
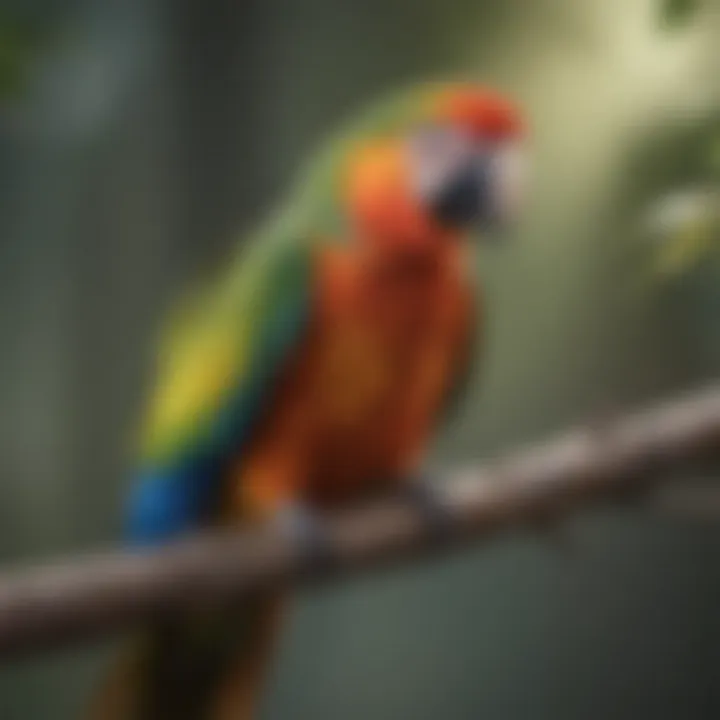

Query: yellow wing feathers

[139,309,251,464]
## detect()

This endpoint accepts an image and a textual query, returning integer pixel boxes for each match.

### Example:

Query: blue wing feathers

[125,460,220,545]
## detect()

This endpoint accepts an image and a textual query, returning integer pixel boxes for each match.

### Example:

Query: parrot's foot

[274,502,337,572]
[402,474,455,542]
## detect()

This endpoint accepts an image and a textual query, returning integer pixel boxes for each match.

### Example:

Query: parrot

[86,81,527,720]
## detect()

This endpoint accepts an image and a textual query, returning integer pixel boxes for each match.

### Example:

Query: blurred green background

[0,0,719,718]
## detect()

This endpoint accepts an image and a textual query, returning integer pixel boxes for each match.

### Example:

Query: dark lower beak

[431,162,482,228]
[430,158,497,231]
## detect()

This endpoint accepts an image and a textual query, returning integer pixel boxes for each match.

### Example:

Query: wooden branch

[0,385,719,660]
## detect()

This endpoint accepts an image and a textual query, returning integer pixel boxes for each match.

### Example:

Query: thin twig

[0,385,718,660]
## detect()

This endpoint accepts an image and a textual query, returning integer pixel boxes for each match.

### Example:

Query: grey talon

[404,476,454,540]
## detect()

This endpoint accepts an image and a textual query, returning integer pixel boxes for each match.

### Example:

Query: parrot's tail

[84,593,285,720]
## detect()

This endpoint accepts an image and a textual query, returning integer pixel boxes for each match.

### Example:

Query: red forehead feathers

[432,85,524,141]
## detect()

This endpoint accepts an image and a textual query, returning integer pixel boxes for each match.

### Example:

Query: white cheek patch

[408,126,476,203]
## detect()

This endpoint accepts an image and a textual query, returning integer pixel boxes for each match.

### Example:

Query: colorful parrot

[87,81,526,720]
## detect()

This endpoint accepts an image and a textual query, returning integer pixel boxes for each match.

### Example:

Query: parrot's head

[341,83,527,253]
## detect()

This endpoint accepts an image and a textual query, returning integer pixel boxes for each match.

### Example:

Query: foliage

[642,112,720,281]
[659,0,703,29]
[0,11,49,102]
[707,132,720,175]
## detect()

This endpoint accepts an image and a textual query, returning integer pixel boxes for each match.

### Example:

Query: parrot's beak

[430,158,488,229]
[429,143,525,238]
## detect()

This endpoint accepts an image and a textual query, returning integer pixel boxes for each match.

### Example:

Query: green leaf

[708,134,720,176]
[0,12,50,101]
[659,0,702,29]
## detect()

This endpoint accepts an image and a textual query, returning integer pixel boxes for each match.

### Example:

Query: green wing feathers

[138,235,314,468]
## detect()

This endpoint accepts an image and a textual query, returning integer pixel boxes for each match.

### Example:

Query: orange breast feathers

[234,244,476,518]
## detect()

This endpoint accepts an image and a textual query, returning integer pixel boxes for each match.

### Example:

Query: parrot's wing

[125,237,314,544]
